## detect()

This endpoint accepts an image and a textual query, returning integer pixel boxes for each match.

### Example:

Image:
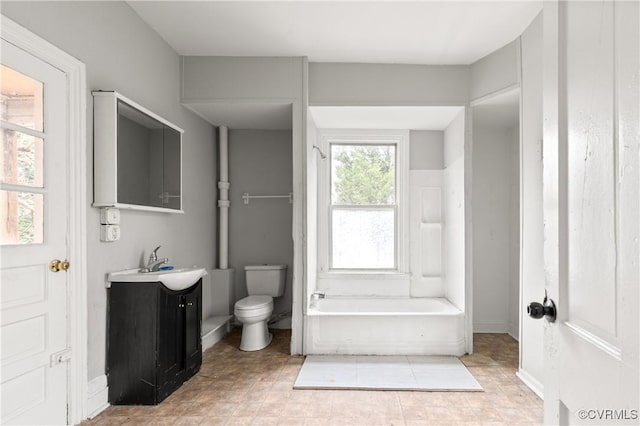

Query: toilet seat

[234,296,273,319]
[235,295,273,310]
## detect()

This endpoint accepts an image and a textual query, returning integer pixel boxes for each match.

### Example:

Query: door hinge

[50,348,72,367]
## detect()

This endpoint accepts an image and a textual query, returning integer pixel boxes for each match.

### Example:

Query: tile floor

[85,330,542,425]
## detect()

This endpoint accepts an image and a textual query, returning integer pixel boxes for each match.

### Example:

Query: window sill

[318,271,411,281]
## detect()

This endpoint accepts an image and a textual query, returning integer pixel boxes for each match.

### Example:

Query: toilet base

[239,321,273,351]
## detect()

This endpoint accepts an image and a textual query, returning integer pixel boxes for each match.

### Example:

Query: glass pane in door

[1,130,44,187]
[0,190,44,244]
[1,65,44,132]
[1,65,46,245]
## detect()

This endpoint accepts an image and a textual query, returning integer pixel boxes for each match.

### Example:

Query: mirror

[117,101,181,209]
[93,91,183,212]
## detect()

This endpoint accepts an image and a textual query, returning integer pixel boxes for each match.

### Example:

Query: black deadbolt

[527,292,557,322]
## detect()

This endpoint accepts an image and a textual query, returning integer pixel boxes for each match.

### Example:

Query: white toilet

[234,264,287,351]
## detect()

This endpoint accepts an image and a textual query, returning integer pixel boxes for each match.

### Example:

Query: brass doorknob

[50,259,70,272]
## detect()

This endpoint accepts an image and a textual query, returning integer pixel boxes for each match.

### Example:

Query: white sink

[107,267,208,291]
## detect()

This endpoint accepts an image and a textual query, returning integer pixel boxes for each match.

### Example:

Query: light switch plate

[100,207,120,224]
[100,224,120,242]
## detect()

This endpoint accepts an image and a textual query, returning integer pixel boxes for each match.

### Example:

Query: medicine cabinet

[93,91,183,213]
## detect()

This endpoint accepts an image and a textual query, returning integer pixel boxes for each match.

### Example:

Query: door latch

[50,348,71,367]
[527,290,557,322]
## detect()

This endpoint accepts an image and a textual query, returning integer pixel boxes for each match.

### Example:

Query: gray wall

[470,39,520,101]
[409,130,444,170]
[2,2,217,381]
[228,130,294,320]
[471,119,519,333]
[309,63,470,106]
[182,56,304,100]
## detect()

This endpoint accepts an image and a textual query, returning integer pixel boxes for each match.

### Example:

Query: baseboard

[516,368,544,399]
[86,375,109,419]
[508,322,519,341]
[473,321,508,333]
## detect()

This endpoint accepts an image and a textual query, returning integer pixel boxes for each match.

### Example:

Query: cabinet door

[157,287,184,402]
[107,283,158,405]
[184,282,202,379]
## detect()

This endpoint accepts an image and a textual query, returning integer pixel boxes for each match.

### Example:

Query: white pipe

[218,126,229,269]
[220,126,229,182]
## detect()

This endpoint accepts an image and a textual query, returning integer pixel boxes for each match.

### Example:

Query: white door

[542,1,639,424]
[1,39,69,425]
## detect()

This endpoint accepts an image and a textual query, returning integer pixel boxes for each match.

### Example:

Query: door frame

[1,15,88,424]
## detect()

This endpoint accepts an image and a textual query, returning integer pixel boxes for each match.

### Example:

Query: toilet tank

[245,264,287,297]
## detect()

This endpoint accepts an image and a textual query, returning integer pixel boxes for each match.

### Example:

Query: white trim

[463,107,473,355]
[92,91,184,212]
[318,272,410,280]
[309,100,468,107]
[541,3,562,422]
[317,129,410,276]
[516,368,544,399]
[86,375,109,419]
[0,119,47,138]
[516,33,527,383]
[469,83,521,107]
[291,92,305,355]
[563,321,622,360]
[92,202,184,214]
[1,15,88,424]
[93,91,185,133]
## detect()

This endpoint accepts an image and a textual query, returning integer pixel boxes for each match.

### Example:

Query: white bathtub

[304,297,466,356]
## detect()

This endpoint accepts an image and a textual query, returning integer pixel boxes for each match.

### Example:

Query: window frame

[318,129,410,276]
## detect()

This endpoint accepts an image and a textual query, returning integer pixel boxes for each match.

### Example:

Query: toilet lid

[235,295,273,310]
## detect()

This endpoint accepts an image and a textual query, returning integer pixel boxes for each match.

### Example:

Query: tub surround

[305,110,467,356]
[305,297,465,356]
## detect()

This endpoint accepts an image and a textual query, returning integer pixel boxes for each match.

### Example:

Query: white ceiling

[185,102,293,130]
[310,106,463,130]
[128,1,542,65]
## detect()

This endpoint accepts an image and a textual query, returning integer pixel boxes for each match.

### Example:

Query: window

[319,130,409,273]
[331,144,396,269]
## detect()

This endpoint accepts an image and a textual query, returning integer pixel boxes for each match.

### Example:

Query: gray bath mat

[294,355,483,391]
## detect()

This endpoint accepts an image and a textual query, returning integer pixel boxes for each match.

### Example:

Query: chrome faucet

[141,245,168,272]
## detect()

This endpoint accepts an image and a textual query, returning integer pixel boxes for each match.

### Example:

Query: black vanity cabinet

[107,280,202,405]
